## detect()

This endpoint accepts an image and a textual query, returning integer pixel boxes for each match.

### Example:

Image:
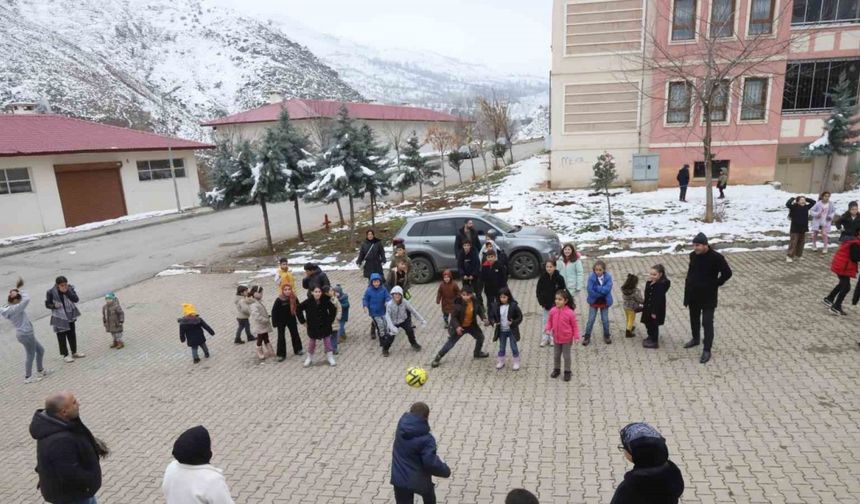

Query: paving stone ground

[1,250,858,504]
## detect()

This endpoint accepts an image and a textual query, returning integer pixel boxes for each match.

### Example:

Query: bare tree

[478,94,516,166]
[622,1,798,222]
[426,125,453,190]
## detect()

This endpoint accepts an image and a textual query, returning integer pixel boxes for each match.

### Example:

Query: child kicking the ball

[431,286,490,368]
[383,286,426,356]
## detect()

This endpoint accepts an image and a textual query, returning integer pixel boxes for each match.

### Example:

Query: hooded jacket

[297,296,337,339]
[390,412,451,494]
[587,272,614,307]
[234,295,250,320]
[676,166,690,186]
[620,284,645,311]
[830,237,860,278]
[163,426,235,504]
[488,298,523,341]
[536,270,566,310]
[642,279,671,326]
[385,286,426,331]
[1,289,34,335]
[247,298,273,335]
[363,273,392,317]
[357,237,386,279]
[301,265,331,295]
[610,437,684,504]
[836,211,860,241]
[102,300,124,334]
[435,272,461,314]
[683,248,732,308]
[544,304,580,344]
[448,294,486,332]
[178,316,215,347]
[29,410,102,504]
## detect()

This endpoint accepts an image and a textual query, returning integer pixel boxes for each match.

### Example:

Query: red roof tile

[0,114,214,157]
[201,99,464,127]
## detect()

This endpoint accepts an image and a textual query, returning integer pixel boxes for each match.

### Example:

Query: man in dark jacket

[610,422,684,504]
[30,392,107,504]
[301,263,331,297]
[676,165,690,202]
[431,287,490,367]
[786,195,816,262]
[683,233,732,364]
[454,219,481,260]
[391,402,451,504]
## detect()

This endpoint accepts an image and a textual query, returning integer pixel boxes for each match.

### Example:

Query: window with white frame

[667,81,693,124]
[749,0,776,34]
[709,80,731,121]
[0,168,32,194]
[792,0,860,25]
[710,0,735,37]
[740,77,768,120]
[672,0,698,40]
[136,158,186,181]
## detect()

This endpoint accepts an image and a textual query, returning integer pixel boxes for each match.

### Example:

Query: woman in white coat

[163,426,235,504]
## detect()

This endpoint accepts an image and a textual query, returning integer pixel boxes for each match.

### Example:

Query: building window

[749,0,775,34]
[740,77,768,120]
[693,160,729,178]
[792,0,860,25]
[136,158,186,181]
[667,81,693,124]
[710,0,735,37]
[672,0,697,40]
[709,80,731,121]
[783,59,860,112]
[0,168,32,194]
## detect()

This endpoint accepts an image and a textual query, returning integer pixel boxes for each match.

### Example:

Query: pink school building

[550,0,860,192]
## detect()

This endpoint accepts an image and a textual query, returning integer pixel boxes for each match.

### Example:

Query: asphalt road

[0,139,544,305]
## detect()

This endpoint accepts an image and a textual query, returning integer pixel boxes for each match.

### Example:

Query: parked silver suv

[394,210,562,283]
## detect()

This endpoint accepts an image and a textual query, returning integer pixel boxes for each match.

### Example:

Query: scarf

[49,286,80,333]
[278,293,298,315]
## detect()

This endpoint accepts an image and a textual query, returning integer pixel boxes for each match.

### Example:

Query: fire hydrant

[323,213,332,232]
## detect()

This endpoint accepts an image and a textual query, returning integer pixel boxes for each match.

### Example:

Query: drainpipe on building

[168,146,182,213]
[636,0,648,155]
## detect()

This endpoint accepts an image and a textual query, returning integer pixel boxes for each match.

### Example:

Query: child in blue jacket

[362,272,391,348]
[583,260,613,346]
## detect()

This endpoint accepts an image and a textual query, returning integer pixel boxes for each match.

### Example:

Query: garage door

[54,162,127,227]
[775,157,814,194]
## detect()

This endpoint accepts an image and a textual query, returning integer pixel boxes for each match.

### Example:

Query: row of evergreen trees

[203,106,442,251]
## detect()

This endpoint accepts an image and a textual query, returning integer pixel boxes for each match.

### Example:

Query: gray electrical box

[632,154,660,181]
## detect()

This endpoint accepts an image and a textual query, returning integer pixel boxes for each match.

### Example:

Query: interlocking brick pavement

[1,250,858,503]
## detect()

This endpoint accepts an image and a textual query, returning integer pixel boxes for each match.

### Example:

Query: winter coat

[836,212,860,241]
[247,298,273,335]
[162,460,235,504]
[389,254,414,275]
[536,271,567,310]
[436,279,461,314]
[621,286,644,311]
[334,289,350,322]
[178,316,215,347]
[385,297,426,332]
[457,247,481,279]
[102,302,124,334]
[390,412,451,494]
[480,261,508,302]
[45,285,81,333]
[676,167,690,187]
[489,300,523,341]
[271,295,299,328]
[609,437,684,504]
[683,248,732,309]
[811,201,836,231]
[363,273,392,317]
[274,269,295,293]
[586,272,614,307]
[29,410,102,504]
[830,238,860,278]
[1,289,34,335]
[297,297,337,340]
[717,172,728,189]
[544,305,580,344]
[642,279,671,326]
[386,267,411,293]
[454,227,481,258]
[480,244,508,277]
[786,197,816,233]
[357,238,386,279]
[448,295,486,332]
[234,295,250,320]
[556,255,584,293]
[301,266,331,295]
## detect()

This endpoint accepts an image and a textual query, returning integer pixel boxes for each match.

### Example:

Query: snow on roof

[201,99,466,127]
[0,114,214,157]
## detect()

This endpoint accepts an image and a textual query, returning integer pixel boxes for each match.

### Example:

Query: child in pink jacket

[543,288,580,382]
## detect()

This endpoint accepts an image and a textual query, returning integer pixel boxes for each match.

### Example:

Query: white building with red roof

[0,109,213,238]
[202,98,465,152]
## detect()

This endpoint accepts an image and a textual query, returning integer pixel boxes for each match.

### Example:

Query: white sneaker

[303,354,313,367]
[63,355,74,363]
[37,369,51,378]
[823,245,829,254]
[813,243,819,251]
[326,351,337,367]
[72,352,86,358]
[539,340,547,347]
[24,375,42,384]
[786,256,793,263]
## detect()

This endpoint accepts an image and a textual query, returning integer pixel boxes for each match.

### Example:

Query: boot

[683,339,700,349]
[495,356,505,369]
[264,342,275,357]
[512,356,521,371]
[234,337,244,344]
[247,335,256,342]
[431,354,443,368]
[550,368,560,378]
[256,345,266,360]
[603,334,612,344]
[642,339,658,349]
[582,336,591,347]
[700,350,712,364]
[625,329,634,338]
[563,371,572,382]
[473,351,490,359]
[116,341,124,350]
[303,352,313,367]
[326,351,337,367]
[110,340,118,349]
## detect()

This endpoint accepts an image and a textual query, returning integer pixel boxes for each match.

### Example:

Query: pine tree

[802,73,860,192]
[401,131,440,213]
[355,124,392,227]
[592,151,618,230]
[259,110,315,241]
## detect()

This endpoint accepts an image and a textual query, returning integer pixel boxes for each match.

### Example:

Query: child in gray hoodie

[1,278,49,384]
[383,286,427,356]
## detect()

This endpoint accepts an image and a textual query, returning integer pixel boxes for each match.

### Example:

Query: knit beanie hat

[182,303,198,316]
[105,293,117,301]
[172,426,212,465]
[692,232,708,245]
[333,284,344,296]
[391,286,404,297]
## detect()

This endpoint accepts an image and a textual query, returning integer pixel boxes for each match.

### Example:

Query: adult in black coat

[641,265,671,349]
[683,233,732,364]
[30,392,107,504]
[390,402,451,504]
[454,219,481,260]
[610,422,684,504]
[301,263,331,297]
[836,201,860,242]
[676,164,690,202]
[356,229,386,279]
[786,195,816,261]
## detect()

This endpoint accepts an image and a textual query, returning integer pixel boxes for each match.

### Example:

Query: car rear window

[424,219,456,236]
[406,222,427,236]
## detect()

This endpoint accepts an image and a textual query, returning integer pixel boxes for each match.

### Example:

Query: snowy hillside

[0,0,362,138]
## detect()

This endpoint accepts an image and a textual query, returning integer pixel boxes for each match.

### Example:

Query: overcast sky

[208,0,551,76]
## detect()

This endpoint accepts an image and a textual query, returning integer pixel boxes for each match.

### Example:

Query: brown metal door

[54,162,127,227]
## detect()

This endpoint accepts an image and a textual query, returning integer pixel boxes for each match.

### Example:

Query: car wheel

[510,252,540,279]
[410,257,435,284]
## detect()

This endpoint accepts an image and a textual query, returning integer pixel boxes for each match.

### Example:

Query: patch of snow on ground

[156,268,202,277]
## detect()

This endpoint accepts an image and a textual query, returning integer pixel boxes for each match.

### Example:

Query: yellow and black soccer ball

[405,366,428,388]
